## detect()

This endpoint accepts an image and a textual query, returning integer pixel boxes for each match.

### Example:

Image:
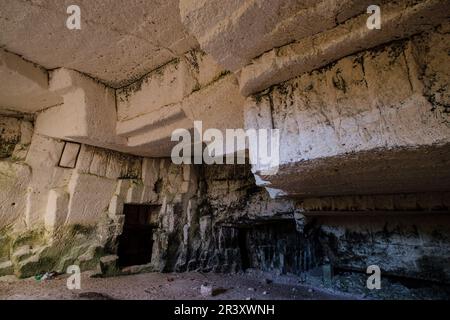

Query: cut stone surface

[180,0,380,71]
[245,34,450,197]
[1,0,450,295]
[0,0,198,88]
[239,0,450,96]
[44,188,69,231]
[0,49,62,113]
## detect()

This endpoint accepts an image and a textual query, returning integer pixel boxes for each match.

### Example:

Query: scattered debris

[99,255,119,276]
[200,283,213,297]
[34,271,59,281]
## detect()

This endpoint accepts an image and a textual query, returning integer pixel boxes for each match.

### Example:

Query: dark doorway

[117,204,160,268]
[238,228,251,270]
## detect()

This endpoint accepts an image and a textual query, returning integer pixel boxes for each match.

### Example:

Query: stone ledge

[239,0,449,96]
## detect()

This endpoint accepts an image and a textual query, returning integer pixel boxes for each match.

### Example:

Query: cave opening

[238,228,251,270]
[117,204,160,268]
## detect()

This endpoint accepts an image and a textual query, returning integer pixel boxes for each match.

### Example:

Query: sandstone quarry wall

[1,116,450,283]
[245,26,450,198]
[0,1,449,286]
[0,116,194,277]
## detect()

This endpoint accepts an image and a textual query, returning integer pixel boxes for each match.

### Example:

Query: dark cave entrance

[117,204,160,268]
[230,220,317,275]
[238,228,251,270]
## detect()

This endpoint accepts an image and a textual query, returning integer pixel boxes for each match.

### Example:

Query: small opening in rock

[117,204,160,268]
[238,228,251,270]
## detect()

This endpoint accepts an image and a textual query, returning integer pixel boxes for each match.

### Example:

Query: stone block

[75,145,94,173]
[116,179,131,197]
[44,188,69,231]
[36,68,127,152]
[116,59,196,121]
[240,1,450,95]
[0,162,31,229]
[67,173,117,225]
[108,195,124,218]
[89,150,108,177]
[181,75,245,132]
[19,120,33,145]
[99,255,119,276]
[244,37,450,197]
[126,182,144,204]
[105,153,123,180]
[180,0,368,72]
[200,283,213,297]
[0,49,62,113]
[25,134,65,169]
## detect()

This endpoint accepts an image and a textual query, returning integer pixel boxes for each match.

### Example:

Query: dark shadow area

[238,228,251,270]
[118,204,160,268]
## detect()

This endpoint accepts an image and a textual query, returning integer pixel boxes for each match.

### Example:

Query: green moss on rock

[10,224,104,278]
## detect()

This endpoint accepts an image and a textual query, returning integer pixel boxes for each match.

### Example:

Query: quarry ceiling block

[0,49,62,113]
[35,68,129,153]
[245,34,450,197]
[239,0,450,96]
[0,0,198,87]
[179,0,381,72]
[116,59,196,122]
[116,52,245,157]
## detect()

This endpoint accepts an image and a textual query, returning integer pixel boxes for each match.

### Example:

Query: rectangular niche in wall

[117,204,160,268]
[58,141,81,168]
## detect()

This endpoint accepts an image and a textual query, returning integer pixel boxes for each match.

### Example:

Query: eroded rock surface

[0,0,449,299]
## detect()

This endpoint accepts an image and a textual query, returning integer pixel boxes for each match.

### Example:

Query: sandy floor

[0,270,354,300]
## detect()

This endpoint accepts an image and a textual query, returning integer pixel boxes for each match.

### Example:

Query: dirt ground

[0,270,354,300]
